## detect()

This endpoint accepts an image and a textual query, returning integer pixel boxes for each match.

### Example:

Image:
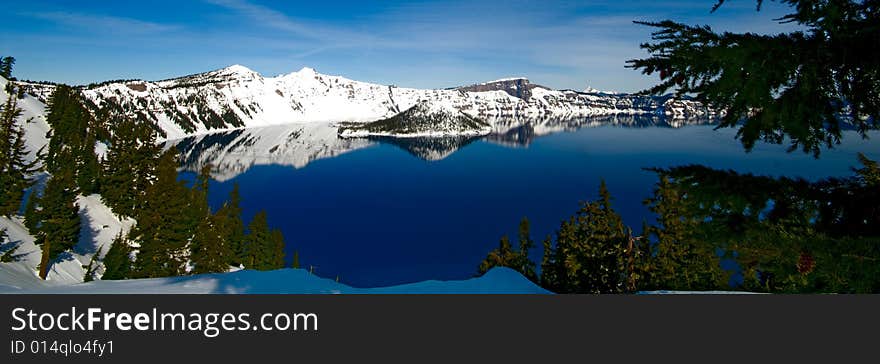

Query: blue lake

[176,120,880,287]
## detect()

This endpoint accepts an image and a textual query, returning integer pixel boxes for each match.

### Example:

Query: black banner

[2,295,877,363]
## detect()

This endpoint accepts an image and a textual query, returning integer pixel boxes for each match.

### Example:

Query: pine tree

[0,57,14,79]
[243,211,285,270]
[102,232,133,280]
[214,183,246,265]
[543,181,630,293]
[269,228,286,270]
[101,115,159,217]
[0,227,20,262]
[477,218,537,282]
[23,190,39,231]
[540,235,557,291]
[190,215,234,274]
[131,147,197,278]
[516,218,537,280]
[627,0,880,156]
[40,84,103,198]
[478,235,515,272]
[291,250,300,269]
[33,153,81,276]
[83,247,101,282]
[0,86,39,216]
[243,211,269,270]
[76,130,101,195]
[44,86,89,174]
[189,165,234,274]
[642,171,731,291]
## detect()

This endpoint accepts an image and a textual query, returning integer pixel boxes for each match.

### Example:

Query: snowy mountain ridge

[19,65,714,141]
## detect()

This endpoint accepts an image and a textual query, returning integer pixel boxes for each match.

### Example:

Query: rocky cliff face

[455,78,547,101]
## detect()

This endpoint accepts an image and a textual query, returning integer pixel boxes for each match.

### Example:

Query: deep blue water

[179,124,880,287]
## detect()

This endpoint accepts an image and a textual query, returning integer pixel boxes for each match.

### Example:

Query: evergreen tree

[269,229,286,270]
[102,232,133,280]
[33,153,81,278]
[540,235,557,290]
[542,181,630,293]
[0,56,14,79]
[645,157,880,293]
[215,183,245,265]
[0,86,39,216]
[627,0,880,156]
[189,165,234,274]
[291,250,300,269]
[641,172,727,291]
[190,215,234,274]
[44,85,88,174]
[40,84,103,197]
[242,211,285,270]
[131,147,197,278]
[83,247,101,282]
[477,217,537,282]
[101,115,159,217]
[0,227,20,262]
[243,211,269,270]
[23,190,39,231]
[516,218,537,280]
[76,130,101,195]
[478,235,516,272]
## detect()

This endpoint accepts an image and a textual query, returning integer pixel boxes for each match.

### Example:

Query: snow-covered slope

[0,76,50,166]
[0,267,549,294]
[20,65,713,140]
[338,100,493,138]
[0,195,134,289]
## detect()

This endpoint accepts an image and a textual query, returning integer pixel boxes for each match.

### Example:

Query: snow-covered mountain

[19,65,714,140]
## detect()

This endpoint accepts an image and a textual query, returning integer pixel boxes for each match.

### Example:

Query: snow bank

[0,194,134,287]
[0,267,550,294]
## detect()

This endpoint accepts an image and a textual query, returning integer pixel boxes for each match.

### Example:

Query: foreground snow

[0,267,550,294]
[0,195,134,288]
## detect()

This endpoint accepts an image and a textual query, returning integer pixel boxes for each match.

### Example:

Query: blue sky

[1,0,800,92]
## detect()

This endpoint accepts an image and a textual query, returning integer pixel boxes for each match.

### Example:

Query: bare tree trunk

[38,237,50,280]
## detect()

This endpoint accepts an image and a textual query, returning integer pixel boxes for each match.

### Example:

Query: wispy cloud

[24,11,180,34]
[203,0,318,37]
[203,0,380,46]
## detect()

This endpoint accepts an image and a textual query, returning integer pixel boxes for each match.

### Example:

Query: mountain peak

[583,84,621,95]
[297,66,318,75]
[220,64,257,75]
